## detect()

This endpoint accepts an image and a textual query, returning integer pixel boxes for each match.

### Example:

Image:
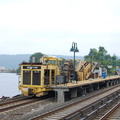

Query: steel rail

[99,102,120,120]
[0,98,40,112]
[0,97,28,106]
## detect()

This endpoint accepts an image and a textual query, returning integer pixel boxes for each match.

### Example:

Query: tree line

[84,46,120,75]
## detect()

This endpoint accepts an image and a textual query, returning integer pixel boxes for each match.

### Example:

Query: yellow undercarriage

[19,85,53,97]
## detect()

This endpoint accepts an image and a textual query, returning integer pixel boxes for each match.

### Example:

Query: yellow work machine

[19,55,99,97]
[18,56,62,97]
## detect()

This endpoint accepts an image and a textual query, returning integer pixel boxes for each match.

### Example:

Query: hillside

[0,54,84,69]
[0,54,31,69]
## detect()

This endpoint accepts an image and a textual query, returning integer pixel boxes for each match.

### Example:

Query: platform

[50,76,120,102]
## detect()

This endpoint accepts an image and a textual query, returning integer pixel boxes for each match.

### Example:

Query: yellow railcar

[18,56,62,97]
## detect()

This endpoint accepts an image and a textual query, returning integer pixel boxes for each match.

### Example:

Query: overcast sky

[0,0,120,57]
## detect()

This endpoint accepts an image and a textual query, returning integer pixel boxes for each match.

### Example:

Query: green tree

[84,48,98,62]
[112,54,117,67]
[98,46,107,53]
[116,59,120,66]
[29,52,44,62]
[84,46,118,75]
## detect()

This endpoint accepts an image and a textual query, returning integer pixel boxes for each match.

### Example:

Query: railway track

[0,94,53,113]
[0,97,40,112]
[0,96,28,106]
[0,95,55,120]
[99,102,120,120]
[0,94,25,103]
[30,85,120,120]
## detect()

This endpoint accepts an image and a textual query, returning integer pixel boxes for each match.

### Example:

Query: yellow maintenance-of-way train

[19,56,63,97]
[19,55,100,97]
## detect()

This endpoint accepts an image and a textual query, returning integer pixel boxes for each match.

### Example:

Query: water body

[0,73,21,98]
